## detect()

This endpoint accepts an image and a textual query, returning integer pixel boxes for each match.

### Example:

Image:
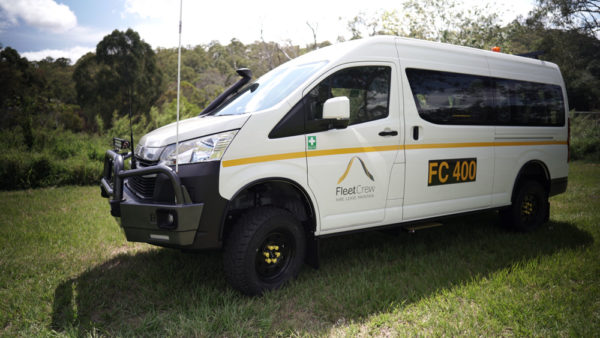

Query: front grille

[136,157,158,167]
[128,175,156,199]
[126,157,158,199]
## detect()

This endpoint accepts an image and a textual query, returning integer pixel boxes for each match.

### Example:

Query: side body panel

[219,104,311,202]
[486,56,569,206]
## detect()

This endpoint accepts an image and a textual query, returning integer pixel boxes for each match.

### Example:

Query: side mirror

[322,96,350,129]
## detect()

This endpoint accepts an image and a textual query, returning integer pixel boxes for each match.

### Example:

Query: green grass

[1,162,599,336]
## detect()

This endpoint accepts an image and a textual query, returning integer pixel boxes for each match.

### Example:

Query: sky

[0,0,536,64]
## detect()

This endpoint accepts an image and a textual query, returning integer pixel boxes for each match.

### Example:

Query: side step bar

[404,222,443,233]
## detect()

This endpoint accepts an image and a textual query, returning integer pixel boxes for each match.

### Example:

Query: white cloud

[124,0,173,19]
[0,0,77,33]
[22,46,93,63]
[64,25,110,46]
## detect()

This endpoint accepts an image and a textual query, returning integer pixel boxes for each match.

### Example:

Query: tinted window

[305,66,391,125]
[406,69,492,125]
[214,61,327,116]
[494,79,565,126]
[406,68,565,126]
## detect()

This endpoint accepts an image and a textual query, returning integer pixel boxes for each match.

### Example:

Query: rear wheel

[224,206,305,295]
[500,180,548,232]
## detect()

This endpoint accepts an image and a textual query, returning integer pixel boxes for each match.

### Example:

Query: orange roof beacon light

[491,46,501,52]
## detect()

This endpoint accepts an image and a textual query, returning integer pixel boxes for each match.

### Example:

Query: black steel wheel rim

[255,230,295,282]
[520,193,539,224]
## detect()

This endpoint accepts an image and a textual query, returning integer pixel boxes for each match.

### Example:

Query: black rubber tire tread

[500,180,548,232]
[223,206,305,296]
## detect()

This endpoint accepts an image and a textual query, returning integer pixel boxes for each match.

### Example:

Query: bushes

[0,155,103,190]
[570,113,600,161]
[0,129,107,190]
[0,97,203,190]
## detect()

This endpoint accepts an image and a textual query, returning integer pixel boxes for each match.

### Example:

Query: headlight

[159,130,238,166]
[135,145,163,162]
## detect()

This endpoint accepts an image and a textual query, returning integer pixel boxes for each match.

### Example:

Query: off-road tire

[500,180,548,232]
[224,206,306,296]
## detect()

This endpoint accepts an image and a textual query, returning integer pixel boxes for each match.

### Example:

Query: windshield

[213,61,327,116]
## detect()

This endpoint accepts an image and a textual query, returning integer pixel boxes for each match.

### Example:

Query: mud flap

[305,234,320,269]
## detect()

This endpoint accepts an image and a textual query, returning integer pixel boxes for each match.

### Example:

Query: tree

[74,29,164,128]
[152,38,302,111]
[0,46,43,142]
[344,0,505,50]
[73,52,105,129]
[35,57,77,105]
[534,0,599,34]
[347,12,380,40]
[506,18,600,110]
[504,0,600,110]
[306,21,319,49]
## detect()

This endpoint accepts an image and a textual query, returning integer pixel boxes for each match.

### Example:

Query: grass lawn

[1,161,599,336]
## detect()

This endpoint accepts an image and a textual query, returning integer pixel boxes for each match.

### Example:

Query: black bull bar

[100,149,193,217]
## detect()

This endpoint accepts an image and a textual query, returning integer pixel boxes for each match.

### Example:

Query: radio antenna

[175,0,183,173]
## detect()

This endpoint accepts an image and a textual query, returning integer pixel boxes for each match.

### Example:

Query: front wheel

[500,180,549,232]
[224,206,306,295]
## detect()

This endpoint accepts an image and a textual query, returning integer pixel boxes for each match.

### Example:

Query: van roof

[292,36,560,74]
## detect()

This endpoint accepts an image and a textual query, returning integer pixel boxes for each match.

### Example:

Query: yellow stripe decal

[221,140,567,167]
[221,145,401,167]
[221,151,305,167]
[307,145,402,157]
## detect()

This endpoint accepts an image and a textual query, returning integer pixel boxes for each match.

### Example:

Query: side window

[406,68,565,127]
[541,84,565,126]
[305,66,391,126]
[494,79,565,126]
[405,68,493,125]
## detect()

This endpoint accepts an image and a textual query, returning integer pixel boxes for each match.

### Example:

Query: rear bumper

[100,150,225,249]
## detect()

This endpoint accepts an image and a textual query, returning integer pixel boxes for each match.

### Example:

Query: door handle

[413,126,419,140]
[378,130,398,137]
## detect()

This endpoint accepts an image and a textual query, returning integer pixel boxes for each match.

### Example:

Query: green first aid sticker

[307,136,317,150]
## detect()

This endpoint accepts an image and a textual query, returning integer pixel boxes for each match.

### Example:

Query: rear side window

[406,68,565,126]
[305,66,391,125]
[494,79,565,126]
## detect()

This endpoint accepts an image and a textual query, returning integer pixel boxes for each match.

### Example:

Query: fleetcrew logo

[335,156,376,201]
[337,156,374,184]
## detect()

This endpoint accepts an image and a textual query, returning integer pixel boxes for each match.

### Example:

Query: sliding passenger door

[401,68,494,220]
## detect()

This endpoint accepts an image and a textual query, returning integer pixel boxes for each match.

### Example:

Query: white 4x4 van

[101,36,568,295]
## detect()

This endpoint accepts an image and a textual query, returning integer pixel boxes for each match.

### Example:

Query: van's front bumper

[100,149,226,249]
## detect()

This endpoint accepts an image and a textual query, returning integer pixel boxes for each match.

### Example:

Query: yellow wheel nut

[263,252,270,258]
[266,258,272,264]
[275,252,281,257]
[272,258,278,263]
[274,246,279,251]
